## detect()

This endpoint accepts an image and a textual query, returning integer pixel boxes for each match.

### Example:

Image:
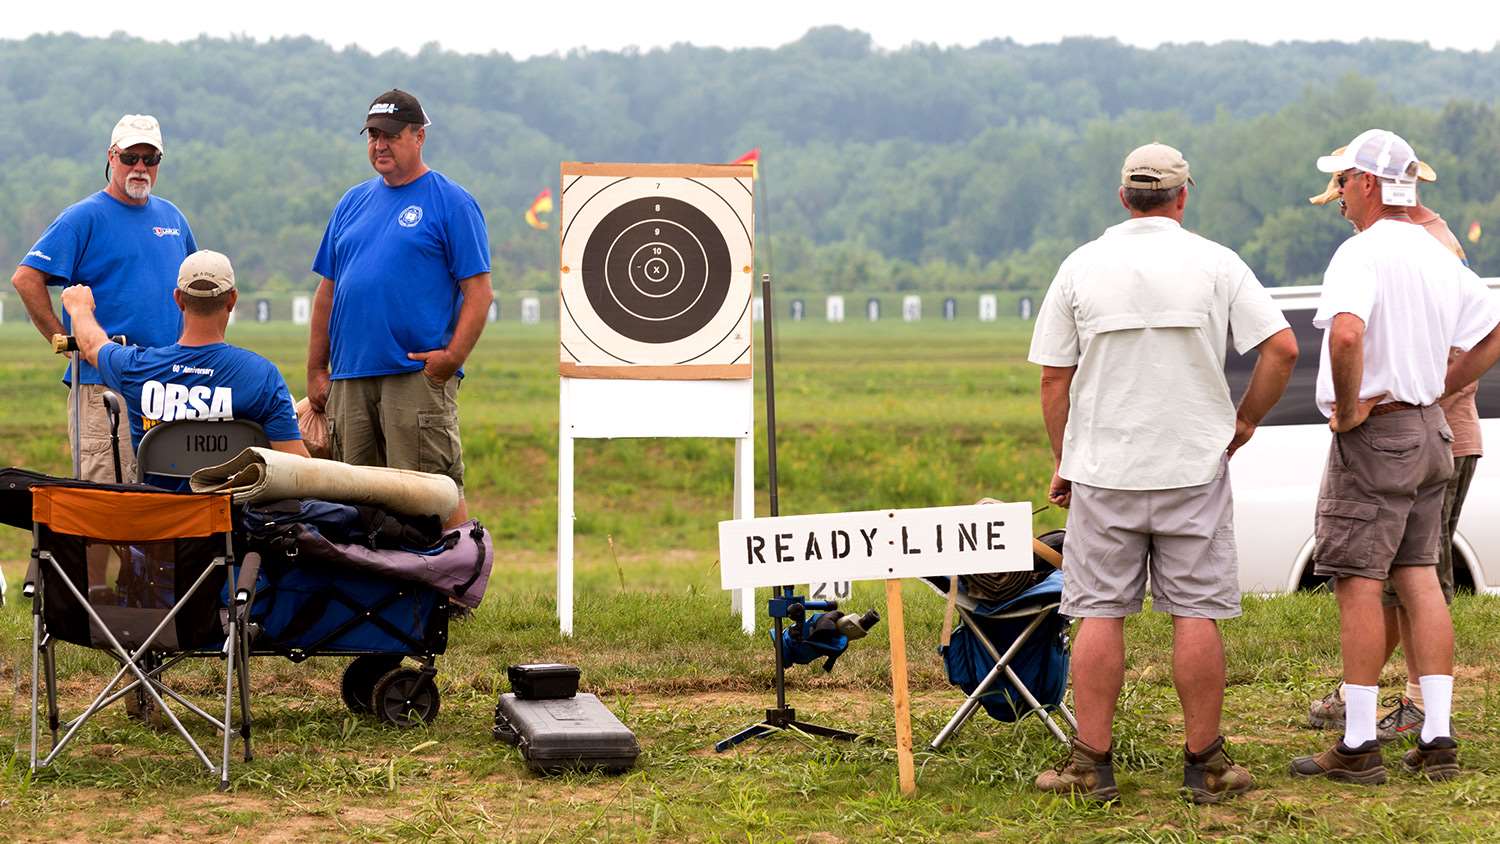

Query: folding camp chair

[135,418,269,484]
[24,482,254,788]
[924,538,1077,751]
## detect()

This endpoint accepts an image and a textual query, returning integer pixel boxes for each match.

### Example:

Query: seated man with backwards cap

[60,249,309,490]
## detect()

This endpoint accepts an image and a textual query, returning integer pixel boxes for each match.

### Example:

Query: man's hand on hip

[1228,415,1256,458]
[409,348,461,383]
[1329,394,1386,433]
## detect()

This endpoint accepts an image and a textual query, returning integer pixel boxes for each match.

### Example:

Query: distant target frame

[559,163,755,379]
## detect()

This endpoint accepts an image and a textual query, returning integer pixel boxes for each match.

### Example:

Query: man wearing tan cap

[1290,129,1500,784]
[60,250,308,490]
[1029,143,1298,803]
[11,114,197,483]
[1305,151,1484,745]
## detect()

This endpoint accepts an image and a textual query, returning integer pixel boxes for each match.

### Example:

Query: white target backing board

[559,163,754,380]
[291,295,310,325]
[903,295,922,322]
[521,296,542,325]
[752,297,764,323]
[826,295,845,323]
[979,294,998,322]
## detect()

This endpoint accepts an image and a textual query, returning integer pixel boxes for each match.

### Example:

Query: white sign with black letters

[719,502,1031,590]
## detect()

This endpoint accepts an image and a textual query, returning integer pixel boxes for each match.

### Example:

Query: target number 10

[810,580,851,600]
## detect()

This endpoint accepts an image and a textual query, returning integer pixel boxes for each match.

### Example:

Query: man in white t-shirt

[1291,129,1500,785]
[1029,143,1298,803]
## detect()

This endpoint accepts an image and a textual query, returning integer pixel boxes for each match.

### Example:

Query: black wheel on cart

[341,656,404,714]
[372,667,441,728]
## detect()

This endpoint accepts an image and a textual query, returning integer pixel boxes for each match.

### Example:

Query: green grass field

[0,320,1497,843]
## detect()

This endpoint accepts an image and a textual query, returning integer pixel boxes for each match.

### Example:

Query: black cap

[362,89,428,135]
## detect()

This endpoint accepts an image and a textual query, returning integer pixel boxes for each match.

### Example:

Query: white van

[1227,282,1500,595]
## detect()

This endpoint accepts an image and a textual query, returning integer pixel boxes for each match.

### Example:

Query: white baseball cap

[110,114,163,152]
[1316,129,1419,180]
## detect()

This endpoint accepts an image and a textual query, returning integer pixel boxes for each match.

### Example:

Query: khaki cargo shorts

[67,382,137,483]
[328,370,465,491]
[1313,405,1453,582]
[1061,454,1240,619]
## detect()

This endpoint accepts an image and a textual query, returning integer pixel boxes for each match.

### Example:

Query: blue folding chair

[924,555,1077,750]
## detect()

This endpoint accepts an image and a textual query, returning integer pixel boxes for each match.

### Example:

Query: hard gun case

[493,692,640,774]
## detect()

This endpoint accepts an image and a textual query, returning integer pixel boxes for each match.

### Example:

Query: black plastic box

[507,663,581,700]
[493,692,640,774]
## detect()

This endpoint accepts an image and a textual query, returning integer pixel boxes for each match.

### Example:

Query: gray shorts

[1061,455,1240,619]
[1313,405,1453,582]
[1383,453,1476,607]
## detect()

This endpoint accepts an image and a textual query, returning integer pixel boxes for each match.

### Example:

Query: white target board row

[559,162,755,381]
[719,502,1033,590]
[750,294,1004,323]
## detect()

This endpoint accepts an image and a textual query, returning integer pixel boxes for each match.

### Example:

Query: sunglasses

[1337,170,1364,189]
[115,150,162,167]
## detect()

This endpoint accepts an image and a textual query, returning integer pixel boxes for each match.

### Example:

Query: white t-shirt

[1029,217,1288,490]
[1314,219,1500,417]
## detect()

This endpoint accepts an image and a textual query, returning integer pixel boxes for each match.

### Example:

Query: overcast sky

[12,0,1500,56]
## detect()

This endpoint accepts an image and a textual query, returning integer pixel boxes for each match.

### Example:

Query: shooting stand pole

[714,273,859,753]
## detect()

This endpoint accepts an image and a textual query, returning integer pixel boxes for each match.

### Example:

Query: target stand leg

[557,398,575,636]
[732,435,755,634]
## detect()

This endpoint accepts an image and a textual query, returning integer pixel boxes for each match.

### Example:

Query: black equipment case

[493,693,640,774]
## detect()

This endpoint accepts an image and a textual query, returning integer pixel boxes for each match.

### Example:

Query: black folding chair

[24,482,255,788]
[135,419,269,484]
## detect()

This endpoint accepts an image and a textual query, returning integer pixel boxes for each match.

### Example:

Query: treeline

[4,29,1500,293]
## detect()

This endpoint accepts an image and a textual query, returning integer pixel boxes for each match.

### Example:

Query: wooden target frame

[555,162,758,636]
[558,163,754,380]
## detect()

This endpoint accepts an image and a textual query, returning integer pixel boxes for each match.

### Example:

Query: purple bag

[279,519,494,609]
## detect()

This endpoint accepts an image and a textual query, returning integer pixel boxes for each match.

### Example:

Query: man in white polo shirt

[1029,143,1298,803]
[1291,129,1500,784]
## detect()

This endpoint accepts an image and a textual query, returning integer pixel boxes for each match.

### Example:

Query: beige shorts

[327,371,465,491]
[1061,455,1240,619]
[67,382,137,483]
[1313,405,1453,582]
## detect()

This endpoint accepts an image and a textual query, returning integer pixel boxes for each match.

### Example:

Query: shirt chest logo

[397,205,424,228]
[153,226,182,238]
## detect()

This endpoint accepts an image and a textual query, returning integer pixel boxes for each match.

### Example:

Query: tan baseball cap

[177,250,236,297]
[1121,143,1195,190]
[1309,143,1438,205]
[110,114,163,152]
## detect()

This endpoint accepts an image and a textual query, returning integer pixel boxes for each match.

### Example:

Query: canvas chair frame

[923,577,1078,751]
[25,486,253,790]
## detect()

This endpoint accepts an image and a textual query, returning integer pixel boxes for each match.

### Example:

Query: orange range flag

[1469,220,1483,244]
[525,188,553,230]
[731,147,760,178]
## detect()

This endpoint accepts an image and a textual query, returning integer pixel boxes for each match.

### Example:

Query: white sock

[1342,683,1379,748]
[1418,675,1453,743]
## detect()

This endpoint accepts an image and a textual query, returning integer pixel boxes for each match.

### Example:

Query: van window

[1227,307,1500,425]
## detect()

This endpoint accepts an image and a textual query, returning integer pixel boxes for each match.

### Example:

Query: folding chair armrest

[234,552,262,605]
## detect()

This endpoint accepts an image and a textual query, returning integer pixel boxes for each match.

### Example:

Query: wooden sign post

[719,502,1032,794]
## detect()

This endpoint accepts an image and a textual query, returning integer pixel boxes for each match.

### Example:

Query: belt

[1368,400,1424,417]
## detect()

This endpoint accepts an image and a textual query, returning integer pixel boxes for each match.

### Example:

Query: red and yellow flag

[1468,220,1482,244]
[525,188,553,230]
[731,147,760,178]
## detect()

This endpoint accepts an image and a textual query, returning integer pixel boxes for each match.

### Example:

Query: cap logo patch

[370,103,399,115]
[398,205,424,228]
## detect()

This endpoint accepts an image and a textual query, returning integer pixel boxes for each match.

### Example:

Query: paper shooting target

[559,163,754,379]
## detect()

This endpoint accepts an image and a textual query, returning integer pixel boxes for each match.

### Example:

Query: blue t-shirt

[21,191,197,385]
[96,342,301,490]
[311,170,490,380]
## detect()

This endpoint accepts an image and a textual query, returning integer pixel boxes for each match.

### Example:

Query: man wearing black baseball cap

[307,89,493,527]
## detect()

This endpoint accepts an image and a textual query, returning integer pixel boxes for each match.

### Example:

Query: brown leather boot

[1402,736,1460,780]
[1290,739,1386,784]
[1182,735,1254,804]
[1035,738,1119,801]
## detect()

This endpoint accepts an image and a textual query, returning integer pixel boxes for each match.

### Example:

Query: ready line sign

[718,502,1033,590]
